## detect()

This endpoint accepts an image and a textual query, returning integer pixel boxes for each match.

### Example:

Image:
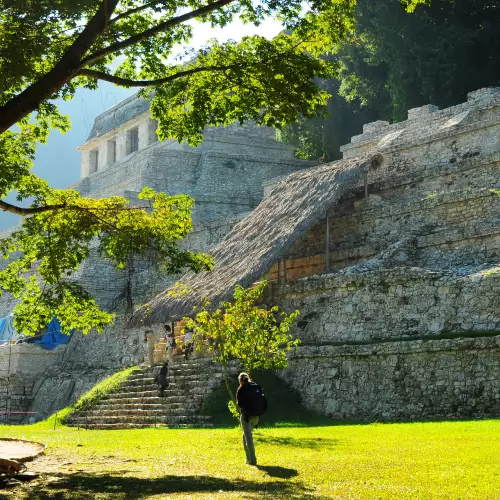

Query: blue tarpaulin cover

[0,314,18,344]
[34,317,72,350]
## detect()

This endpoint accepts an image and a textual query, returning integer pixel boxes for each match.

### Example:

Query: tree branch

[77,64,245,87]
[109,0,165,25]
[0,199,151,216]
[0,199,67,216]
[0,0,120,135]
[81,0,237,66]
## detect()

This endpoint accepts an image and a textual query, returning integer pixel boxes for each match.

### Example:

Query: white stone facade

[79,110,158,178]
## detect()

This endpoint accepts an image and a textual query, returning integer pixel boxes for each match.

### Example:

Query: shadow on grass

[10,473,331,500]
[255,435,340,449]
[256,465,298,479]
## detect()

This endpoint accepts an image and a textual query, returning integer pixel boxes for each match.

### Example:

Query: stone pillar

[106,138,117,166]
[80,149,90,177]
[116,131,127,161]
[148,119,159,145]
[97,142,106,171]
[138,119,149,150]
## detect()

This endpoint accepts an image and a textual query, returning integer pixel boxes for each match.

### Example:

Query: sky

[0,16,283,231]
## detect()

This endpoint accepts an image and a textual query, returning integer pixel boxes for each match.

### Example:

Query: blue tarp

[0,313,71,348]
[0,314,18,344]
[34,317,72,350]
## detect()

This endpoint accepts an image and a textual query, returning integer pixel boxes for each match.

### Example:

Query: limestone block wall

[272,271,500,420]
[264,89,500,421]
[273,185,500,278]
[0,344,66,423]
[281,337,500,421]
[273,269,500,344]
[74,143,310,226]
[264,89,500,281]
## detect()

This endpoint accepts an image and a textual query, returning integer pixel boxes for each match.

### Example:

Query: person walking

[144,329,158,366]
[164,324,176,364]
[236,372,267,466]
[154,361,169,397]
[183,329,194,360]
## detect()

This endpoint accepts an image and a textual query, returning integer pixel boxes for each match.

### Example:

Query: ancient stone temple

[134,87,500,421]
[0,93,310,422]
[1,88,499,424]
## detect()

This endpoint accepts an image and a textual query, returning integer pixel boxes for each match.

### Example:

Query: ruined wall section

[282,336,500,421]
[271,88,500,421]
[274,269,500,344]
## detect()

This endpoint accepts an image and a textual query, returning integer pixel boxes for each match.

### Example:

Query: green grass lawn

[0,419,498,499]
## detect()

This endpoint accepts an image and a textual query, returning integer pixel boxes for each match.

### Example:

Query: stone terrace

[65,357,237,429]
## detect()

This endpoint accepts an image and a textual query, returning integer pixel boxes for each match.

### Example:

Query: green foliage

[149,34,333,145]
[58,365,139,425]
[278,76,380,161]
[281,0,500,159]
[0,187,213,335]
[185,281,299,419]
[0,0,427,333]
[185,281,300,375]
[481,267,500,277]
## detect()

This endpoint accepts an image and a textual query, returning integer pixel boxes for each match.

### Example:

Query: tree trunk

[0,0,119,134]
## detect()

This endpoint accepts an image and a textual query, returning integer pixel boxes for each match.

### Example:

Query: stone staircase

[65,357,235,429]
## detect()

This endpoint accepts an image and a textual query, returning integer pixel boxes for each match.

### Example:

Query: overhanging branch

[0,199,151,216]
[0,0,120,134]
[81,0,237,66]
[109,0,165,25]
[77,64,244,86]
[0,199,67,215]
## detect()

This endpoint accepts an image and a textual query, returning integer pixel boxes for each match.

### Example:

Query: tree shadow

[255,435,340,449]
[11,473,328,500]
[256,465,298,479]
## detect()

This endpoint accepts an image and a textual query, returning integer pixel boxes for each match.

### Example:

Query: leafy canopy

[183,280,299,416]
[185,281,300,374]
[282,0,500,161]
[0,0,426,334]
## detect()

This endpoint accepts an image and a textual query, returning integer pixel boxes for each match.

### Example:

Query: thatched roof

[128,153,383,326]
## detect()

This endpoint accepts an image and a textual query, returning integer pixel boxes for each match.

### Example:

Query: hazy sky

[0,16,282,230]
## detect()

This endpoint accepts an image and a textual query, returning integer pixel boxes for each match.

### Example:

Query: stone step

[111,385,210,398]
[66,422,213,429]
[119,378,216,390]
[96,397,201,408]
[79,405,202,417]
[66,414,213,424]
[92,402,201,413]
[67,358,232,430]
[102,394,205,406]
[66,422,163,429]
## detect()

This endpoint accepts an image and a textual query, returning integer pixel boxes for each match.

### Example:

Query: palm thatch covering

[129,153,383,326]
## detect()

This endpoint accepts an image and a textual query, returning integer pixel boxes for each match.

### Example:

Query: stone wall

[0,344,66,423]
[25,322,148,421]
[266,89,500,421]
[281,336,500,421]
[272,269,500,344]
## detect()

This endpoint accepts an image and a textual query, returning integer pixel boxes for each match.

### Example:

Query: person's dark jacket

[155,363,169,389]
[236,383,251,414]
[236,381,267,416]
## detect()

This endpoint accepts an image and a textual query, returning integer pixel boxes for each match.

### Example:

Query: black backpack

[243,382,268,417]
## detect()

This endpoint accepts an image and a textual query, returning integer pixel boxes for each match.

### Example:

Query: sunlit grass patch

[0,419,498,499]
